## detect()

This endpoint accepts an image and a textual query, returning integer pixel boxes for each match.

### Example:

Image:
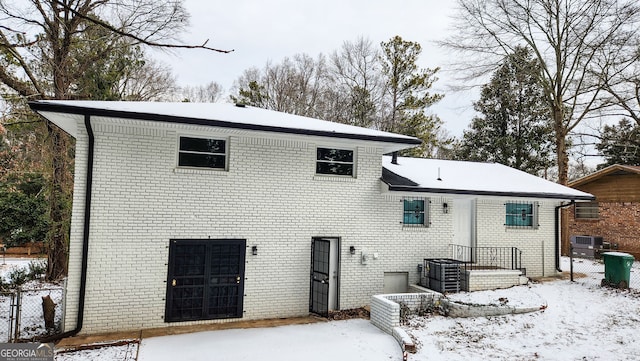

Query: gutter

[384,183,595,201]
[41,114,94,342]
[555,201,575,272]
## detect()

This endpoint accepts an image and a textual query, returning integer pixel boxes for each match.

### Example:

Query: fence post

[6,292,14,343]
[569,244,574,282]
[14,288,21,342]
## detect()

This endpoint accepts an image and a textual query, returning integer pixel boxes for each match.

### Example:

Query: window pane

[180,137,226,154]
[317,148,353,162]
[179,153,226,168]
[404,200,425,212]
[404,212,424,225]
[316,162,353,176]
[575,202,598,219]
[403,200,425,225]
[505,203,533,227]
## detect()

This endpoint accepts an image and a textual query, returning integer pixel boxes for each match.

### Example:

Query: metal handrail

[449,244,524,274]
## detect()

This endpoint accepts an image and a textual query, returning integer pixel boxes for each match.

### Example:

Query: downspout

[42,114,94,342]
[555,200,575,272]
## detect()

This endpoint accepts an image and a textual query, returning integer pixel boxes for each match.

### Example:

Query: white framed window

[505,201,539,229]
[403,198,429,227]
[178,136,227,169]
[316,147,355,176]
[575,202,599,219]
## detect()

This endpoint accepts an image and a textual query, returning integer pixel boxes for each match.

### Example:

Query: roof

[381,156,594,201]
[28,101,421,153]
[569,164,640,188]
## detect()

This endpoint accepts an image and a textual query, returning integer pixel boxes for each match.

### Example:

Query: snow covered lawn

[405,280,640,360]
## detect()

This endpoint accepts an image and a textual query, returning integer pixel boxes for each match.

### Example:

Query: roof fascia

[383,183,595,201]
[28,101,421,146]
[569,164,640,187]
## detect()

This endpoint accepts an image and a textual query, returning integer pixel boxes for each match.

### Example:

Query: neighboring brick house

[563,165,640,258]
[30,100,592,336]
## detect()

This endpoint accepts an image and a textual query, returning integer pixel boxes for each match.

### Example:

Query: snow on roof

[569,164,640,188]
[29,101,420,153]
[382,156,594,200]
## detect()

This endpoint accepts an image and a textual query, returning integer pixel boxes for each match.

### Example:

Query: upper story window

[403,198,429,227]
[505,201,538,229]
[178,137,226,169]
[316,148,354,176]
[575,202,599,220]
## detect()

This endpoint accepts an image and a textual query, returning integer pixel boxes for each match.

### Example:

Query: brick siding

[63,117,561,334]
[566,202,640,256]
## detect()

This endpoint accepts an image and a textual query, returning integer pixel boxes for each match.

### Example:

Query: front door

[310,238,339,316]
[453,199,476,262]
[165,239,246,322]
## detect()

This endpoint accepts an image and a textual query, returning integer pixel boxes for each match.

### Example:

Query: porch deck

[420,245,526,292]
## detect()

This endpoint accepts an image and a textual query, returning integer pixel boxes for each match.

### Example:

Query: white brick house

[30,101,592,336]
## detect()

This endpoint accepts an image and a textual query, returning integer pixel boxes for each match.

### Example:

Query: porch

[420,245,527,292]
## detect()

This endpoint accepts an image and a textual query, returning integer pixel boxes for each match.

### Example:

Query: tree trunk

[552,105,569,185]
[45,123,72,281]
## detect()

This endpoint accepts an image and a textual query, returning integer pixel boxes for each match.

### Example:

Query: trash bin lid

[602,251,635,260]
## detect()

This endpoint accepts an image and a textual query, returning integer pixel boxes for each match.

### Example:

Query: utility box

[570,235,604,259]
[601,252,634,289]
[426,259,461,293]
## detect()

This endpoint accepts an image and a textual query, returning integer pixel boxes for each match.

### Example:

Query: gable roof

[28,101,421,153]
[569,164,640,188]
[382,156,594,201]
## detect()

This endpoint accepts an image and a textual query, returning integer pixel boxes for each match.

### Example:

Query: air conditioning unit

[570,235,603,249]
[570,235,604,259]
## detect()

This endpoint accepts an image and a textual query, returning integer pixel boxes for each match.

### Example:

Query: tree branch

[3,120,43,127]
[55,0,234,53]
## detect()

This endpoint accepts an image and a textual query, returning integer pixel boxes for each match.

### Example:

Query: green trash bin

[601,252,635,289]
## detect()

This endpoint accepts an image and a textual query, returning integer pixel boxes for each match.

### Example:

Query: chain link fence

[564,246,639,289]
[0,285,64,342]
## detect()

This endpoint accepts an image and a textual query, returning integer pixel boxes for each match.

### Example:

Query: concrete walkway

[56,316,324,350]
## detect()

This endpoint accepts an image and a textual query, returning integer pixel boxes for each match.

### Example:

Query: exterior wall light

[443,203,449,214]
[252,246,258,256]
[349,246,356,255]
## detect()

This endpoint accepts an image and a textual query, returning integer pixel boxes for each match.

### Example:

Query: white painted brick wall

[464,270,523,291]
[475,199,560,278]
[370,292,443,335]
[63,117,559,334]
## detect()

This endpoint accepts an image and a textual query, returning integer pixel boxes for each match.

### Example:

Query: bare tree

[0,0,229,280]
[231,54,329,118]
[326,37,385,127]
[598,62,640,124]
[179,81,224,103]
[118,59,178,101]
[441,0,640,184]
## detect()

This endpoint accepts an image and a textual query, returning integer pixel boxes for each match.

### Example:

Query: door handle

[172,279,176,287]
[236,276,241,284]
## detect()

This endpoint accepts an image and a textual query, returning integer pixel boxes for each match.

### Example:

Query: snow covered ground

[138,319,400,361]
[46,255,640,360]
[0,257,64,342]
[405,257,640,360]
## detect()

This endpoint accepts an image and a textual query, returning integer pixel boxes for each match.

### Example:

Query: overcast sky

[153,0,478,136]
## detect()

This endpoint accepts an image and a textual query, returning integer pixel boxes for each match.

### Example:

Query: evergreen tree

[457,47,554,175]
[596,119,640,168]
[379,36,444,157]
[0,173,49,247]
